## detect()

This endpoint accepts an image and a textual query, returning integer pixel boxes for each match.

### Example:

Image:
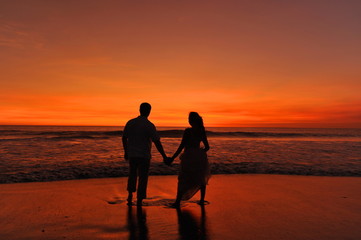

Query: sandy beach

[1,174,360,240]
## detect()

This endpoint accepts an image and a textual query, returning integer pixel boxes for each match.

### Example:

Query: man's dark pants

[127,157,150,200]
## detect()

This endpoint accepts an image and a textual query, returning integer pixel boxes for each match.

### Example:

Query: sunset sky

[1,0,360,127]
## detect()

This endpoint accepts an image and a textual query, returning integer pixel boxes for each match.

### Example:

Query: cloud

[0,20,44,49]
[43,56,137,68]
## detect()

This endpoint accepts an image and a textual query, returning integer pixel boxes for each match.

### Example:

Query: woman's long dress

[177,128,211,200]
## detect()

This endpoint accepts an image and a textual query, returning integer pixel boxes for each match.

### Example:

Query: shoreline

[1,174,361,239]
[2,171,361,185]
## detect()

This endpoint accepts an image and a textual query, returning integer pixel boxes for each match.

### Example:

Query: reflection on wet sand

[177,205,209,240]
[127,206,149,240]
[125,200,209,240]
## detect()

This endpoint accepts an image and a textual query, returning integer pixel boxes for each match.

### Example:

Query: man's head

[139,102,151,117]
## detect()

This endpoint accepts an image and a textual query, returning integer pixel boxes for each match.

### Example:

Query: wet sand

[1,174,360,239]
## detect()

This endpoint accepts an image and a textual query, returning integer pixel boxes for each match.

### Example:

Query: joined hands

[163,157,174,166]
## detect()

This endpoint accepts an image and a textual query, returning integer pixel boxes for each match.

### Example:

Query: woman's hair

[188,112,205,134]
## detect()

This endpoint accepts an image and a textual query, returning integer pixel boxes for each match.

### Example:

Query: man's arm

[154,140,167,160]
[122,135,128,160]
[149,123,167,160]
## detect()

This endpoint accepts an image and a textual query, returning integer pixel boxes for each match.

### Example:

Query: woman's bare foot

[170,201,181,208]
[197,200,209,205]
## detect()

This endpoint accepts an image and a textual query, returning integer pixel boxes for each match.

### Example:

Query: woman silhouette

[170,112,211,207]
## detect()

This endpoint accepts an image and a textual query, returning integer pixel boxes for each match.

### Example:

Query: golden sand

[1,174,360,239]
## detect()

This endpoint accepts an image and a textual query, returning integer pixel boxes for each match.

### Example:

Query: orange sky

[1,1,360,127]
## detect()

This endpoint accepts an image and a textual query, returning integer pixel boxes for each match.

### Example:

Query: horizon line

[0,124,360,129]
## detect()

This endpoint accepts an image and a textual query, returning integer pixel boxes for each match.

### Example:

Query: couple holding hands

[122,103,210,208]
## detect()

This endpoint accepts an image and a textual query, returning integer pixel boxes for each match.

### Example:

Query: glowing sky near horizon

[1,0,360,127]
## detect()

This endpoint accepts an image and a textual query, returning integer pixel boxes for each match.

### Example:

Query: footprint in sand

[107,196,127,204]
[106,196,210,207]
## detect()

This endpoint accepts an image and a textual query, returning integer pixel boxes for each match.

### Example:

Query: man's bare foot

[127,192,133,206]
[127,198,133,206]
[136,199,143,206]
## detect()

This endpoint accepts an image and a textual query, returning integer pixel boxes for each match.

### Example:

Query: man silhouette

[122,102,168,206]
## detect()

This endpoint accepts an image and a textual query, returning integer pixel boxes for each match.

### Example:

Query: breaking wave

[1,129,360,141]
[1,161,360,184]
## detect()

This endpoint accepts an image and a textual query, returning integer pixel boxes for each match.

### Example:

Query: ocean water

[0,126,360,183]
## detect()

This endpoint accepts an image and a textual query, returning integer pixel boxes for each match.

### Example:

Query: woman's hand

[202,147,210,152]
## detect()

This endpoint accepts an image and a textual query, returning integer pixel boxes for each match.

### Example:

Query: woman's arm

[202,132,210,152]
[171,139,185,160]
[171,130,187,160]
